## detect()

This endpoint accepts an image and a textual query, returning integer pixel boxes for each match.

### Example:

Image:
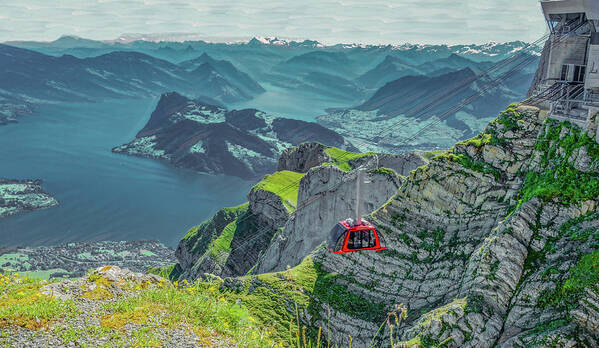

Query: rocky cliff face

[175,170,303,280]
[113,92,349,179]
[302,105,543,346]
[277,142,330,173]
[256,150,426,274]
[175,203,248,281]
[198,105,599,347]
[255,166,400,274]
[170,105,599,346]
[173,143,427,281]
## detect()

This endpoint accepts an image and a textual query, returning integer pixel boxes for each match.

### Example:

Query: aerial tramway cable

[189,32,557,258]
[370,33,551,141]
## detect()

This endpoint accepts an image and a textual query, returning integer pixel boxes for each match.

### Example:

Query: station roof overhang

[541,0,599,21]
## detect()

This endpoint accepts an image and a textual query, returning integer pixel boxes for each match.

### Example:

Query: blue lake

[0,98,254,247]
[230,83,350,121]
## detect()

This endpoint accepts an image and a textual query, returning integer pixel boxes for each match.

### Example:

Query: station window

[574,65,586,82]
[561,65,569,81]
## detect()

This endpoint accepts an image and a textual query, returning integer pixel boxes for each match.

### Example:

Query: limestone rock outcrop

[256,165,402,273]
[288,105,599,347]
[174,143,426,280]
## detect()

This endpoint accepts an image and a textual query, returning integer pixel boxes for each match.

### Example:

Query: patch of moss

[81,275,114,300]
[513,120,599,211]
[252,171,304,211]
[457,133,491,149]
[525,318,570,337]
[433,152,501,180]
[494,104,524,132]
[485,261,500,281]
[310,263,386,322]
[421,150,445,161]
[539,248,599,309]
[418,298,466,328]
[206,220,237,260]
[369,167,397,177]
[148,263,183,281]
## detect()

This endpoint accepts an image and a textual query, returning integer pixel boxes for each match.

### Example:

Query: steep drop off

[173,143,427,281]
[186,105,599,347]
[7,105,599,347]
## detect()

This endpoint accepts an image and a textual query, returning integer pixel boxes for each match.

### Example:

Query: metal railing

[551,16,587,36]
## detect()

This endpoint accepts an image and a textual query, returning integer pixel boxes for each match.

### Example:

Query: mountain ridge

[0,44,263,124]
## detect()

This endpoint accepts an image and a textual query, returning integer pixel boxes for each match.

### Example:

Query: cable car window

[335,233,346,251]
[364,230,376,248]
[347,229,376,249]
[347,230,358,249]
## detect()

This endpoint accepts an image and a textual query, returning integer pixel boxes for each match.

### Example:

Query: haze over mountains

[0,43,264,125]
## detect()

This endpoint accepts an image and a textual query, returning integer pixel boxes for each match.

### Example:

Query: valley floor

[0,241,176,280]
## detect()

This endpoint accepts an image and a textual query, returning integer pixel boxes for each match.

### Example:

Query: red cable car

[327,218,386,254]
[327,169,387,254]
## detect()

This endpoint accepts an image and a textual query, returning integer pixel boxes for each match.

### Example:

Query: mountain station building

[528,0,599,131]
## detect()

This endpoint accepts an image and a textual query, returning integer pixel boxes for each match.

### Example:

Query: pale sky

[0,0,548,45]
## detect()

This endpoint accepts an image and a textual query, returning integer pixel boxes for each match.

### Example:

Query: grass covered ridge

[180,203,249,257]
[253,171,304,211]
[218,255,388,345]
[323,147,374,172]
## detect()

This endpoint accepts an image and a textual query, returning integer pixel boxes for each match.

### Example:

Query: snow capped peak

[248,36,323,48]
[254,36,273,44]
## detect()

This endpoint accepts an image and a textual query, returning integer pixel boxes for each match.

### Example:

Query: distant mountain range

[3,37,540,106]
[357,54,496,90]
[113,92,350,179]
[0,44,265,123]
[1,36,540,155]
[6,35,538,63]
[179,53,265,98]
